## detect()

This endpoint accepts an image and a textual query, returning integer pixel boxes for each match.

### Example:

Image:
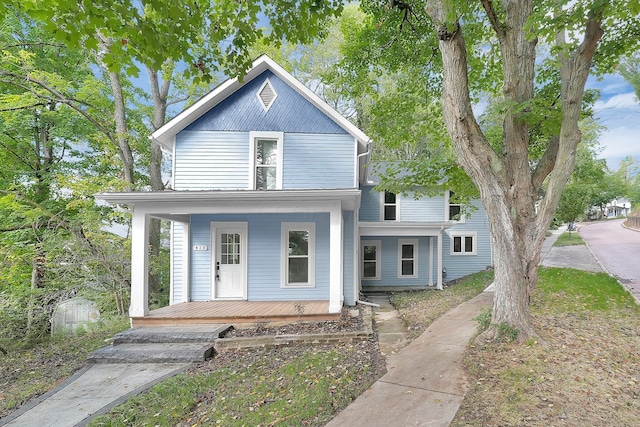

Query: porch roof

[96,188,361,220]
[359,221,453,236]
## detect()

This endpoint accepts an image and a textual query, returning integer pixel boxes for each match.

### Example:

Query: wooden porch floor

[132,300,337,327]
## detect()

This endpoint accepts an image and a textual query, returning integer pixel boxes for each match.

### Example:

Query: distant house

[96,56,492,325]
[605,198,632,218]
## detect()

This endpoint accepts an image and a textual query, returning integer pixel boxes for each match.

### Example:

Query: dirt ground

[451,311,640,426]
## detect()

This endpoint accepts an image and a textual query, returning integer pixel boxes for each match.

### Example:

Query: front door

[212,222,247,299]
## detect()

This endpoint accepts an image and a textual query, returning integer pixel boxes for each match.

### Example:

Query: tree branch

[481,0,506,40]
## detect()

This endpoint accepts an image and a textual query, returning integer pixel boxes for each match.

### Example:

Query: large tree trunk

[424,0,605,340]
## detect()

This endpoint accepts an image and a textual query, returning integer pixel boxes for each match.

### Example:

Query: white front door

[212,222,247,299]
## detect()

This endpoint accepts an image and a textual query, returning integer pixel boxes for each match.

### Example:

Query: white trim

[398,238,418,278]
[249,131,284,190]
[130,211,150,317]
[437,232,443,290]
[361,240,381,280]
[150,55,370,151]
[359,221,452,236]
[445,190,465,223]
[96,189,361,212]
[380,191,400,221]
[182,223,191,303]
[449,230,477,255]
[211,221,248,300]
[329,204,343,312]
[281,222,316,288]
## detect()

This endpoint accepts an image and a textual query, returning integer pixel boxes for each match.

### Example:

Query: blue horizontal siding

[343,210,355,305]
[361,236,434,287]
[443,200,492,281]
[188,213,331,302]
[359,186,447,222]
[174,131,249,190]
[186,70,347,134]
[283,134,356,189]
[359,186,380,221]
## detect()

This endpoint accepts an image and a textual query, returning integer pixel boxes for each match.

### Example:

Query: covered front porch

[132,300,336,327]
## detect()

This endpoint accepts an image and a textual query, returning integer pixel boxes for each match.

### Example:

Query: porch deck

[132,300,336,327]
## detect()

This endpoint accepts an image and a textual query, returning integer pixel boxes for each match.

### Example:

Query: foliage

[0,315,129,417]
[2,0,344,82]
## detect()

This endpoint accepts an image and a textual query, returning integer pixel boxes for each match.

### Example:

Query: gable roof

[151,55,371,152]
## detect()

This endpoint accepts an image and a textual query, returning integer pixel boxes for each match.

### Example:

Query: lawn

[451,267,640,427]
[554,231,586,246]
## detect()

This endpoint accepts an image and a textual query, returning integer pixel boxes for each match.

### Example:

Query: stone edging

[214,307,374,352]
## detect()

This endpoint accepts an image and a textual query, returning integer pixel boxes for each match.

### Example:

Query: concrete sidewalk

[0,363,187,427]
[326,291,494,427]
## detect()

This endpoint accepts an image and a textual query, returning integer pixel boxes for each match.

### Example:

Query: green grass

[88,343,383,427]
[532,267,636,314]
[553,231,585,246]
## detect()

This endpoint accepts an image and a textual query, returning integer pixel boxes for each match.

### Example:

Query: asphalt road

[579,219,640,302]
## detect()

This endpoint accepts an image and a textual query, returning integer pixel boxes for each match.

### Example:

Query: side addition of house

[96,55,492,325]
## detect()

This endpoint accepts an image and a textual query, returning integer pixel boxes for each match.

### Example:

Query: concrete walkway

[326,291,494,427]
[0,363,187,427]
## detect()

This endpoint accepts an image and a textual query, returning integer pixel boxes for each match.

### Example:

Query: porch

[132,300,336,327]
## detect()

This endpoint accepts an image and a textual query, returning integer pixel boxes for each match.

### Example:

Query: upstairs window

[446,190,464,222]
[255,139,277,190]
[383,191,398,221]
[249,132,283,190]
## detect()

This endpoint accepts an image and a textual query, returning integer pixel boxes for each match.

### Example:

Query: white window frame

[249,131,284,190]
[380,191,400,221]
[450,231,477,256]
[397,238,418,278]
[361,240,381,281]
[281,222,316,288]
[445,190,465,223]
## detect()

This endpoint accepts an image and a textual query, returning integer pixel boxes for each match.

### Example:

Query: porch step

[113,324,232,344]
[87,343,215,363]
[88,324,233,364]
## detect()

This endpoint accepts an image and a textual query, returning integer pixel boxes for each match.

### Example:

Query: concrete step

[87,342,215,364]
[113,324,232,344]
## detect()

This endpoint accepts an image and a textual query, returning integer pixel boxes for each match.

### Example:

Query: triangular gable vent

[257,78,277,112]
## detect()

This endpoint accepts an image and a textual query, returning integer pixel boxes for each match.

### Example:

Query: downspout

[355,140,374,307]
[356,140,372,185]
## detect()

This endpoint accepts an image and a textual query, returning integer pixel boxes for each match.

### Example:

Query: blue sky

[589,74,640,170]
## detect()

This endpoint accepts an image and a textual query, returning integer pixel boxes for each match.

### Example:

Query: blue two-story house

[97,56,492,325]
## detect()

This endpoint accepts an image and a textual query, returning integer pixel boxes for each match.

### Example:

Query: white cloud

[594,92,639,112]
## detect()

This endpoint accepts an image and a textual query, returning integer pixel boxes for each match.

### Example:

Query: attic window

[257,79,277,112]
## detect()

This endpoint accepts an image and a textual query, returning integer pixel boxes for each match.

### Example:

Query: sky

[589,74,640,170]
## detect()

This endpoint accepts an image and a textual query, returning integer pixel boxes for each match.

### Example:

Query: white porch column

[130,209,150,317]
[329,203,343,313]
[429,237,434,286]
[437,231,443,290]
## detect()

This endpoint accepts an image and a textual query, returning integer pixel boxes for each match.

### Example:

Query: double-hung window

[382,191,398,221]
[250,132,283,190]
[446,190,464,222]
[281,223,315,287]
[398,239,418,278]
[450,231,477,255]
[361,240,381,280]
